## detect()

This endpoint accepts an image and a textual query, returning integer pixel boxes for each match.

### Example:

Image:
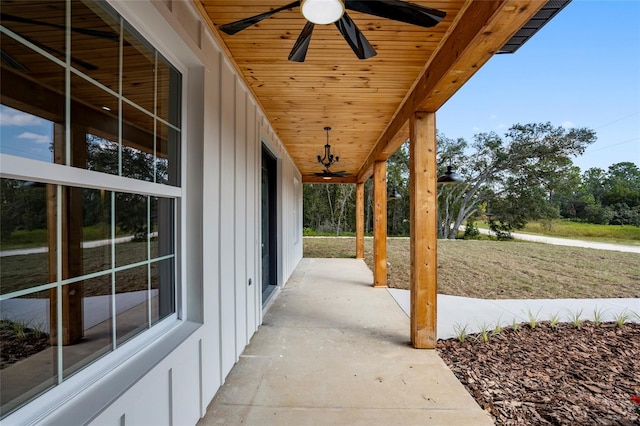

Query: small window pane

[122,25,155,115]
[115,265,149,346]
[157,56,181,127]
[0,179,52,296]
[151,258,174,325]
[63,275,113,378]
[115,193,148,267]
[122,102,154,181]
[0,290,57,418]
[156,123,181,186]
[0,2,66,63]
[86,135,119,176]
[71,0,120,91]
[81,188,112,276]
[71,73,119,172]
[0,33,65,164]
[150,197,174,260]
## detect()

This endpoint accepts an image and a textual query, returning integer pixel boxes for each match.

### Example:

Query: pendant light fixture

[437,162,463,184]
[317,126,339,169]
[388,187,402,200]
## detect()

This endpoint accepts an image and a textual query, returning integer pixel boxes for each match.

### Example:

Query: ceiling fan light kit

[218,0,446,62]
[301,0,345,25]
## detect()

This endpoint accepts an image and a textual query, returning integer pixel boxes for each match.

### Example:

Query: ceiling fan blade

[18,33,98,71]
[345,0,446,28]
[335,12,376,60]
[288,22,315,62]
[1,49,30,72]
[1,13,118,41]
[219,1,300,35]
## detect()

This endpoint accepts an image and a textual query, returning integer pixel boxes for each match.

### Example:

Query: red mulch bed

[438,322,640,425]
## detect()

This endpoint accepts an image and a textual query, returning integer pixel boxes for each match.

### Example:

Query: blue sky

[2,1,638,173]
[0,105,53,162]
[437,0,640,173]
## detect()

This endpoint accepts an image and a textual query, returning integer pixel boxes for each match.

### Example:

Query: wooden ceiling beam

[356,0,545,183]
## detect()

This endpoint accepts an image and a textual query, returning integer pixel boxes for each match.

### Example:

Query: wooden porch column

[355,182,365,259]
[373,161,387,287]
[409,111,438,348]
[48,123,85,345]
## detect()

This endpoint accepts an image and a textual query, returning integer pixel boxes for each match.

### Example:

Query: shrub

[463,221,481,239]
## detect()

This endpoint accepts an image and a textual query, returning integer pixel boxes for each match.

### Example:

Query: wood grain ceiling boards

[196,1,545,183]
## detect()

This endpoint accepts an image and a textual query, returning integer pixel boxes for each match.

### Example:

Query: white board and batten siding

[7,1,304,425]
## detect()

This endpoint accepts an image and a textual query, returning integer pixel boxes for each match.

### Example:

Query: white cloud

[489,114,497,120]
[18,132,51,144]
[561,120,575,129]
[0,105,48,127]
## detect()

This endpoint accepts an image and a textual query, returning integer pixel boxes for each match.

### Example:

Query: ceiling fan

[314,169,351,179]
[218,0,446,62]
[1,13,118,72]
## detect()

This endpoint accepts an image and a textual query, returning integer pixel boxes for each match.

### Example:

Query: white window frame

[0,0,192,422]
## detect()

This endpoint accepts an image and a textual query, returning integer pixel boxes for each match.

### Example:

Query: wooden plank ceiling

[196,1,545,183]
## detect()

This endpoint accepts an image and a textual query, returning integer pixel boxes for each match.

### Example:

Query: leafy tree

[387,143,410,236]
[602,162,640,208]
[303,183,355,235]
[0,179,47,241]
[566,163,640,225]
[436,123,596,238]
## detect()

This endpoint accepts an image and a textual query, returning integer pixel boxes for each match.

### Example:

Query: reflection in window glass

[150,258,175,325]
[0,289,57,418]
[71,0,120,92]
[0,179,51,295]
[63,275,113,378]
[81,188,112,276]
[156,124,181,186]
[0,2,66,62]
[0,104,54,163]
[0,31,66,165]
[122,25,155,115]
[71,73,120,172]
[115,193,148,268]
[150,197,174,260]
[86,136,119,176]
[122,102,154,182]
[157,55,182,128]
[115,265,149,345]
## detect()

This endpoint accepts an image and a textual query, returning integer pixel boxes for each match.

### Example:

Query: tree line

[303,122,640,239]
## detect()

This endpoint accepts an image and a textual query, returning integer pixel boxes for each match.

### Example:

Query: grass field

[477,220,640,245]
[303,237,640,299]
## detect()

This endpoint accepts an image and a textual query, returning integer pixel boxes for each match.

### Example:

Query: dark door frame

[261,146,278,304]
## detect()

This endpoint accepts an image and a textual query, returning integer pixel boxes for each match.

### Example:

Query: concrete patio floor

[199,258,492,426]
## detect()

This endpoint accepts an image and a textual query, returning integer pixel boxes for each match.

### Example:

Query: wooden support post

[48,123,85,345]
[409,111,438,348]
[373,161,387,287]
[355,182,365,259]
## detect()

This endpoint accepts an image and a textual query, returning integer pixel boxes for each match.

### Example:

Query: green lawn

[476,220,640,245]
[303,236,640,300]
